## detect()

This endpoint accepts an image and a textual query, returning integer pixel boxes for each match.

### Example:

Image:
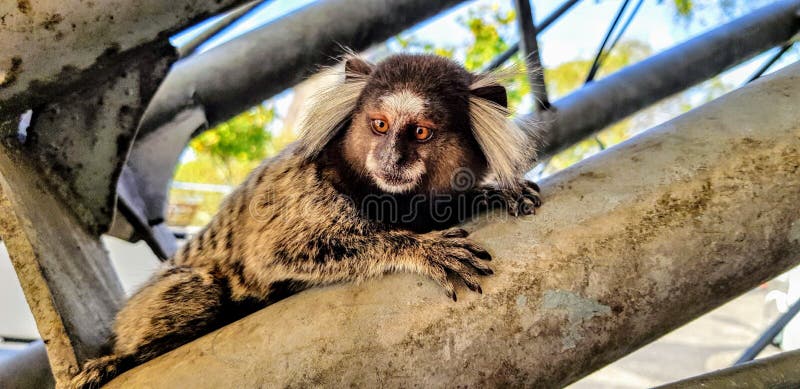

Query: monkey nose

[377,147,403,166]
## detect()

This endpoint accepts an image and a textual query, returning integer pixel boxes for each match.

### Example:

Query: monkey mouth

[372,171,418,193]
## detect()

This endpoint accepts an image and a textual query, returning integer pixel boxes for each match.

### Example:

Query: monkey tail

[69,354,133,389]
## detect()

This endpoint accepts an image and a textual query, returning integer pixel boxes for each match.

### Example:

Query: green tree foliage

[169,104,275,225]
[188,104,274,183]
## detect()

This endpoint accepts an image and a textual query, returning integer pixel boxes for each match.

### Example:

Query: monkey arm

[271,222,493,301]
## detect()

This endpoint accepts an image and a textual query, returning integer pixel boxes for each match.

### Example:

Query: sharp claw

[443,228,469,238]
[475,249,492,260]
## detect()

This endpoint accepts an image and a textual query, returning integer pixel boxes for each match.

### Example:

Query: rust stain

[41,13,64,31]
[0,57,23,88]
[17,0,31,14]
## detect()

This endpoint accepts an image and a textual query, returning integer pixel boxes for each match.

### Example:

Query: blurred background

[2,1,799,387]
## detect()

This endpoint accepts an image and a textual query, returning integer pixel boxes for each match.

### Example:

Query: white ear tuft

[468,96,538,189]
[297,60,370,161]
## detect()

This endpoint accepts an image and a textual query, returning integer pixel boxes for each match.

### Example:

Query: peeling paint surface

[0,0,248,118]
[789,219,800,243]
[540,289,611,350]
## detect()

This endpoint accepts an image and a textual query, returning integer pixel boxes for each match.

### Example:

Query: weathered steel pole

[0,0,250,121]
[533,0,800,158]
[0,145,124,385]
[104,60,800,388]
[658,350,800,388]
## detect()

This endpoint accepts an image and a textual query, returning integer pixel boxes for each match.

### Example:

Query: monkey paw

[422,228,493,301]
[476,180,542,216]
[70,355,123,389]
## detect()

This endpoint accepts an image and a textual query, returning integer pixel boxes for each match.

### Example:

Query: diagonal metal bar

[735,296,800,364]
[585,0,632,83]
[514,0,550,111]
[747,41,796,83]
[484,0,583,71]
[601,0,646,71]
[659,349,800,388]
[177,1,267,58]
[586,0,643,149]
[531,0,800,159]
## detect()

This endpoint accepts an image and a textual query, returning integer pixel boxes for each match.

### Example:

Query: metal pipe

[605,0,645,61]
[103,59,800,389]
[658,350,800,389]
[735,297,800,364]
[534,0,800,158]
[585,0,631,83]
[0,341,55,389]
[484,0,582,71]
[176,1,266,58]
[747,41,795,83]
[514,0,550,111]
[136,0,468,138]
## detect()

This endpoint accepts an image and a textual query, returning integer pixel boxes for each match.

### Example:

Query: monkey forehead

[377,90,426,118]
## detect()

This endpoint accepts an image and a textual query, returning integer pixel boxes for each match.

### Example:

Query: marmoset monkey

[71,53,541,388]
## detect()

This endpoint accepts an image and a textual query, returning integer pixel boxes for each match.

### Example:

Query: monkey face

[341,55,490,195]
[358,89,435,193]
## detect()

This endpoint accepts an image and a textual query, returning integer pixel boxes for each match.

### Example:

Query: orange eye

[414,126,433,141]
[371,119,388,134]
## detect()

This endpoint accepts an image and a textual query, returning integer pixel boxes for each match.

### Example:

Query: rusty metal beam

[0,143,124,386]
[0,0,250,123]
[104,53,800,388]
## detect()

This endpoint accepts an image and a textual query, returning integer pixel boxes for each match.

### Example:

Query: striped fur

[70,53,542,389]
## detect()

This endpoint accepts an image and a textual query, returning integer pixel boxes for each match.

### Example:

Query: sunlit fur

[297,55,370,160]
[468,64,540,189]
[70,52,542,389]
[298,54,537,190]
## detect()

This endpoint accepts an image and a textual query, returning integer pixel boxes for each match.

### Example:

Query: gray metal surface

[514,0,550,111]
[534,0,800,158]
[17,46,176,233]
[658,350,800,389]
[0,342,54,389]
[0,0,250,125]
[0,144,125,385]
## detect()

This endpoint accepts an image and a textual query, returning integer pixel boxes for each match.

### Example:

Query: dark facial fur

[341,55,489,194]
[70,53,540,389]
